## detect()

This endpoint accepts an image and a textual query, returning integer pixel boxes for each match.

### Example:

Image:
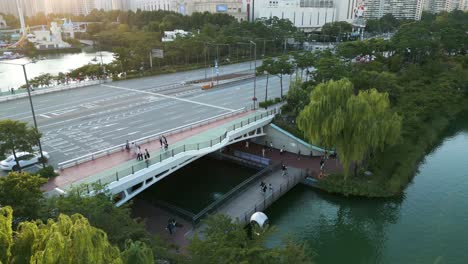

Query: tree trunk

[354,163,358,178]
[280,75,283,99]
[12,148,21,172]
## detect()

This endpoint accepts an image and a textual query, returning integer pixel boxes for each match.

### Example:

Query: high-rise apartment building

[424,0,466,12]
[0,0,45,17]
[362,0,425,20]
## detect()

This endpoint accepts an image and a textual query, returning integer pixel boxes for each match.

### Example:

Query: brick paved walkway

[227,141,342,177]
[42,111,252,192]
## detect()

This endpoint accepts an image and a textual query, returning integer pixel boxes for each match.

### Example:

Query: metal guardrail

[78,108,277,192]
[233,150,270,166]
[191,162,281,226]
[238,169,305,225]
[58,107,248,170]
[0,79,108,102]
[153,200,196,222]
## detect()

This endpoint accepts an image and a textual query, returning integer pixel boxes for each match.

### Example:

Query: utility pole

[22,64,45,168]
[204,43,207,80]
[250,41,257,109]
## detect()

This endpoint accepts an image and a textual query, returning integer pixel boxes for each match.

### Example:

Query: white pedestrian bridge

[49,108,277,206]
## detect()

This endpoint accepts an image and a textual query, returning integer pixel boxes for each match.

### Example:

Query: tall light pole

[250,41,257,109]
[1,60,46,167]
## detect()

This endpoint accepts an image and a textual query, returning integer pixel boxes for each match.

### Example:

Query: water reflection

[265,112,468,264]
[0,51,114,91]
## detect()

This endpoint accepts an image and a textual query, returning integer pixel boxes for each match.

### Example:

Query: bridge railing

[238,169,305,226]
[191,162,281,226]
[58,107,248,170]
[77,108,277,192]
[0,79,106,102]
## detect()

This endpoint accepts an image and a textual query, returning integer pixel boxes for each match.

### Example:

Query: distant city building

[162,29,190,41]
[132,0,175,11]
[424,0,466,12]
[133,0,246,21]
[252,0,360,30]
[0,0,45,17]
[253,0,335,30]
[26,22,72,49]
[361,0,425,20]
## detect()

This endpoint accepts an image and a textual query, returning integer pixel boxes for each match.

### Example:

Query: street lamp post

[1,60,46,168]
[250,41,257,109]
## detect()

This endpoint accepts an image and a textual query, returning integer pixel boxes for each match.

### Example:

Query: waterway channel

[0,50,114,92]
[265,116,468,263]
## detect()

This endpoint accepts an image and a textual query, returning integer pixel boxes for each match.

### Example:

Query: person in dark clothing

[145,149,150,159]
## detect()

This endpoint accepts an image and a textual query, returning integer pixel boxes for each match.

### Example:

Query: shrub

[36,165,58,178]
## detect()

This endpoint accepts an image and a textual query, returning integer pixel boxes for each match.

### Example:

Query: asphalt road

[0,61,291,167]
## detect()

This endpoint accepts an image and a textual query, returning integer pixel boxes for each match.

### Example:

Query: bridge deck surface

[42,110,254,192]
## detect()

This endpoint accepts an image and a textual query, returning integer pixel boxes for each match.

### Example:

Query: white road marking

[39,114,52,119]
[127,131,140,135]
[137,123,155,129]
[102,84,235,111]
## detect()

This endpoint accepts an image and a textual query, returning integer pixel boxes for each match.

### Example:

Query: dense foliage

[280,10,468,196]
[189,214,312,264]
[0,120,42,171]
[297,79,401,177]
[0,206,157,264]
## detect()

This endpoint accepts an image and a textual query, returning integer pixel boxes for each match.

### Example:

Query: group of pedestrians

[125,140,150,161]
[160,135,169,151]
[260,181,273,194]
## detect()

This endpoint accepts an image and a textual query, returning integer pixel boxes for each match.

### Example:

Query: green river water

[266,119,468,264]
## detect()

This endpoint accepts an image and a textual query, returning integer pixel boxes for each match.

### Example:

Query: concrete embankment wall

[252,123,326,157]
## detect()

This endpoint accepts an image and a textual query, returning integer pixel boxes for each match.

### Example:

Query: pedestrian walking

[262,184,267,194]
[125,140,130,152]
[137,146,144,161]
[270,141,273,151]
[320,155,326,171]
[297,149,301,160]
[280,145,285,155]
[245,141,249,148]
[133,142,138,156]
[145,149,150,159]
[262,147,265,157]
[159,136,163,148]
[281,164,288,177]
[162,135,168,145]
[269,183,273,192]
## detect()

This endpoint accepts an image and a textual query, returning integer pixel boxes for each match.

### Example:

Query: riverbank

[276,104,468,198]
[266,115,468,263]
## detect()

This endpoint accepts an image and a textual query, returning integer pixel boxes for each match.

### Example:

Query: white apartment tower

[362,0,425,20]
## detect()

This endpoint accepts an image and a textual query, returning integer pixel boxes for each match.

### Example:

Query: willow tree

[297,78,402,177]
[0,207,123,264]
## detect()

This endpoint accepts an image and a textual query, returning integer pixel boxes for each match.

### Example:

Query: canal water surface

[265,118,468,263]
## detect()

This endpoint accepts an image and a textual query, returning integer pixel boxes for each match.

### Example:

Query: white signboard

[152,49,164,58]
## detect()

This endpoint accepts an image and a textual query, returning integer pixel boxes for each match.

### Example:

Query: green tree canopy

[0,172,46,219]
[0,207,122,264]
[41,190,149,250]
[188,214,312,264]
[0,120,42,171]
[297,79,402,177]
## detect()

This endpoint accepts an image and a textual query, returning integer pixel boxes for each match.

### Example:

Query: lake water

[266,117,468,263]
[0,51,114,92]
